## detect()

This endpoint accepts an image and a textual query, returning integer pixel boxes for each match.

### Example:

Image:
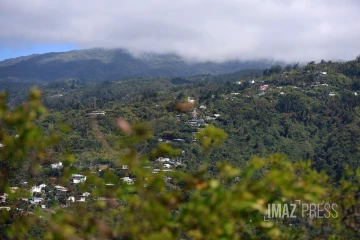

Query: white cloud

[0,0,359,62]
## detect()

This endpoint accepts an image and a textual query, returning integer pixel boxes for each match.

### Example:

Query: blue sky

[0,43,78,61]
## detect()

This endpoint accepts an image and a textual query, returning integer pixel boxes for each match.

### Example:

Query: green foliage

[0,91,359,239]
[196,125,228,154]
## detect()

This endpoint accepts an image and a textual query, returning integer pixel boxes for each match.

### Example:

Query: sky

[0,0,359,62]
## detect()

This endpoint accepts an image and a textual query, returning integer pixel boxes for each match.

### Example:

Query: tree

[1,88,359,239]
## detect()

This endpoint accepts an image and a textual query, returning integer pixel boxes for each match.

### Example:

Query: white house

[77,197,86,202]
[81,192,91,197]
[329,92,335,97]
[156,157,170,163]
[163,164,171,169]
[71,174,87,184]
[54,185,67,194]
[121,177,134,185]
[51,162,63,169]
[0,193,8,202]
[187,97,195,103]
[31,184,47,194]
[121,165,129,170]
[88,111,106,116]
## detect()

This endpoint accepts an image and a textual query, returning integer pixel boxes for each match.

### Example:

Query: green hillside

[0,48,278,83]
[1,57,360,239]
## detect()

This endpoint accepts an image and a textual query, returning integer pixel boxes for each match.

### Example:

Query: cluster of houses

[228,76,359,99]
[0,156,183,212]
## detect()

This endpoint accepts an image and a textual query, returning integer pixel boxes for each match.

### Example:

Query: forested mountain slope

[1,57,360,239]
[3,57,358,180]
[0,48,277,82]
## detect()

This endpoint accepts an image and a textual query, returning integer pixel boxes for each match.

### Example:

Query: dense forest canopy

[0,57,360,239]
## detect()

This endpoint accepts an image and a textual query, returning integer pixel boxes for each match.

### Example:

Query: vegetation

[1,57,360,239]
[0,48,274,82]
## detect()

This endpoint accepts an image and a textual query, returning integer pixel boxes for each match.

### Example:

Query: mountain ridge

[0,48,281,82]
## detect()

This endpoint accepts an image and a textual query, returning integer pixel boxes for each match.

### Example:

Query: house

[68,196,87,202]
[121,165,129,170]
[188,120,198,125]
[77,197,86,202]
[156,157,170,163]
[87,111,106,116]
[54,185,68,194]
[0,207,11,211]
[0,193,8,202]
[199,105,207,109]
[355,92,358,96]
[152,169,161,174]
[279,92,285,95]
[205,116,217,121]
[163,164,171,169]
[213,114,221,118]
[81,192,91,197]
[71,174,87,184]
[10,187,19,193]
[230,93,240,95]
[121,177,134,185]
[249,79,255,84]
[260,85,269,91]
[321,71,327,75]
[0,143,4,148]
[29,197,44,204]
[51,162,63,169]
[31,184,47,194]
[187,97,195,103]
[329,92,335,97]
[235,81,242,85]
[173,139,185,143]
